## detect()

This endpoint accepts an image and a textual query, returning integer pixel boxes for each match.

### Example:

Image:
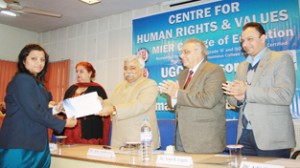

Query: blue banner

[133,0,300,119]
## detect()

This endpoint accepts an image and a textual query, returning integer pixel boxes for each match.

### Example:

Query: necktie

[183,70,193,89]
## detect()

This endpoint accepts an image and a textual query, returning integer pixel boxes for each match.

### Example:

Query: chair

[291,150,300,159]
[0,116,3,128]
[157,119,175,150]
[48,129,53,142]
[291,119,300,159]
[224,119,238,154]
[157,119,239,152]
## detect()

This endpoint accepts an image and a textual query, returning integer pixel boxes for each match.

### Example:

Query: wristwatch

[112,105,117,116]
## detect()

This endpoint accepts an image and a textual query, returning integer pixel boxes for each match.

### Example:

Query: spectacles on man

[180,48,199,55]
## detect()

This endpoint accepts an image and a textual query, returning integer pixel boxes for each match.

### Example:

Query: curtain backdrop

[0,60,17,102]
[45,60,70,102]
[44,59,70,141]
[0,59,70,102]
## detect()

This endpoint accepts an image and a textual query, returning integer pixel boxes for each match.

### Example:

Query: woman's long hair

[17,44,49,82]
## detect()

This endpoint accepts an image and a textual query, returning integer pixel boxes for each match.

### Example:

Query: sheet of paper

[265,158,300,168]
[63,92,102,118]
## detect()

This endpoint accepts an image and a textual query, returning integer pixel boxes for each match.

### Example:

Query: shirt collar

[190,58,204,73]
[246,47,267,66]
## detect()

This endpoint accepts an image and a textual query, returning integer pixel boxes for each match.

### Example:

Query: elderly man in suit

[97,55,160,149]
[222,22,296,158]
[160,38,226,153]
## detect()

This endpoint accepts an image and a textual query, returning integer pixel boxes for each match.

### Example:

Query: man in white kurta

[97,55,160,149]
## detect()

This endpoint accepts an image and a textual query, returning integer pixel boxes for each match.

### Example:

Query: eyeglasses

[180,48,199,55]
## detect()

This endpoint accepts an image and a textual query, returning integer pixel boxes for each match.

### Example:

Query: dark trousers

[238,129,291,158]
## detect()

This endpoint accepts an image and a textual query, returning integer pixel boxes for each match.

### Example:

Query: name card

[87,148,116,158]
[240,161,284,168]
[156,155,193,166]
[49,143,58,152]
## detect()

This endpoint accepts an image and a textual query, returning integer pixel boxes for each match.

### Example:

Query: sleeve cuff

[171,98,177,108]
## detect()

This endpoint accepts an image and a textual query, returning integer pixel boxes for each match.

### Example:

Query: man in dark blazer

[160,38,226,153]
[222,22,296,158]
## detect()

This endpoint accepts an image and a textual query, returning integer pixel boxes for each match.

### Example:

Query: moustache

[125,73,135,78]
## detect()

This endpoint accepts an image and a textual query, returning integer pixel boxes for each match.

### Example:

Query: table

[50,144,300,168]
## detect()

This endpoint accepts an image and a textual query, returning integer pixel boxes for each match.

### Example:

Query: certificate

[63,92,102,118]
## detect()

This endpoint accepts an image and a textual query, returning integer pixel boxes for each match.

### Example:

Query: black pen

[103,145,111,150]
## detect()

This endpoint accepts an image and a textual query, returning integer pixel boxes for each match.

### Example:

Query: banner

[133,0,300,119]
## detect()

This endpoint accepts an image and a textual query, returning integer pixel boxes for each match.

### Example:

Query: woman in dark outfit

[0,44,77,168]
[64,62,110,145]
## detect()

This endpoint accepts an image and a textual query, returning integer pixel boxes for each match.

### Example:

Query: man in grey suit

[222,22,296,158]
[160,38,226,153]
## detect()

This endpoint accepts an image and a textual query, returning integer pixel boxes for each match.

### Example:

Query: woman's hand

[54,101,65,113]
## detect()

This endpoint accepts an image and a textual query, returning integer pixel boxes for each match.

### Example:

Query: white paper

[63,92,102,118]
[87,148,116,158]
[49,143,58,152]
[240,161,285,168]
[156,155,193,166]
[265,158,300,168]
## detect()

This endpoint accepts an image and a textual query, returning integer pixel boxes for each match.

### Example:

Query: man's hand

[65,117,77,128]
[222,80,247,101]
[159,80,179,98]
[98,96,104,105]
[95,105,114,117]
